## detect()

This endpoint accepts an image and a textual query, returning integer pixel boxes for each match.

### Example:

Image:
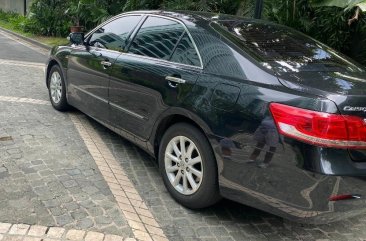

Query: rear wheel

[48,65,69,111]
[159,123,221,209]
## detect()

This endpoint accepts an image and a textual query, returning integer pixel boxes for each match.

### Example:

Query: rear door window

[170,32,201,67]
[128,16,185,60]
[89,15,142,52]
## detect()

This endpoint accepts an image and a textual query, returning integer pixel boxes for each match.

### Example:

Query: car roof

[123,10,215,20]
[122,10,264,25]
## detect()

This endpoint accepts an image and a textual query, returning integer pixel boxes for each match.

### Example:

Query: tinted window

[170,32,200,66]
[216,20,364,73]
[129,16,185,60]
[89,15,141,52]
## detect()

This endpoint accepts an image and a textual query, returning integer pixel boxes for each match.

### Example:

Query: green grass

[0,19,68,47]
[33,36,69,47]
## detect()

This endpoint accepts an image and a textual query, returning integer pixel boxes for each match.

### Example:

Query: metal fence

[0,0,33,15]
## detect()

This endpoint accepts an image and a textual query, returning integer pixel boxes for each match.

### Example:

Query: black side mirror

[67,32,84,45]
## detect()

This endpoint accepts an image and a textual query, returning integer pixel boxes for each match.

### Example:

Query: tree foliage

[27,0,70,36]
[310,0,366,11]
[263,0,366,65]
[5,0,364,65]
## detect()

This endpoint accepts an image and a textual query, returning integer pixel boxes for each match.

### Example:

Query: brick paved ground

[0,30,133,237]
[0,223,135,241]
[1,28,366,241]
[88,119,366,241]
[0,98,133,236]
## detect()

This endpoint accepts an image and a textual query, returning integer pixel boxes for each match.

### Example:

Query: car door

[109,16,202,140]
[67,15,143,123]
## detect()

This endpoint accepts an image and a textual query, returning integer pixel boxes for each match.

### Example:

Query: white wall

[0,0,33,15]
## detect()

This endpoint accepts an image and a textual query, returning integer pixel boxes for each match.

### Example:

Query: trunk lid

[278,70,366,116]
[278,70,366,162]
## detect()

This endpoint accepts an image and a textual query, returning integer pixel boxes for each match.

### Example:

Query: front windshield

[215,20,364,73]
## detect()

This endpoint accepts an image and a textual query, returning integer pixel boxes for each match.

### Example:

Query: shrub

[0,9,31,33]
[25,0,71,36]
[1,0,365,65]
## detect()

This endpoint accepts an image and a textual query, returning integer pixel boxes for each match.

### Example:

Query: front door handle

[101,60,112,68]
[90,50,102,57]
[166,76,186,86]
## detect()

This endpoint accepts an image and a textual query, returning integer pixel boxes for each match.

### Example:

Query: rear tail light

[329,194,361,201]
[270,103,366,149]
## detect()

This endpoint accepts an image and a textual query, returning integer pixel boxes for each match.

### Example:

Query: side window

[89,15,142,52]
[170,32,201,67]
[128,16,185,60]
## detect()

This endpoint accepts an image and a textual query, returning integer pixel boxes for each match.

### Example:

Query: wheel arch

[46,57,70,103]
[46,58,66,88]
[150,108,215,161]
[152,109,222,207]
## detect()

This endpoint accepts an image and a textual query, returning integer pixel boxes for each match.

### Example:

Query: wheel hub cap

[50,72,62,104]
[164,136,203,195]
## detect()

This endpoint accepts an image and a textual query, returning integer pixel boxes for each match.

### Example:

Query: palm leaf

[310,0,366,11]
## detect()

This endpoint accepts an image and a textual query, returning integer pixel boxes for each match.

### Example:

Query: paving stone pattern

[70,114,168,241]
[0,99,132,237]
[0,38,133,237]
[87,120,366,241]
[0,222,133,241]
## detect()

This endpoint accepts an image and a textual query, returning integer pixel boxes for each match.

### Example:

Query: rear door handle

[101,60,112,68]
[165,76,186,85]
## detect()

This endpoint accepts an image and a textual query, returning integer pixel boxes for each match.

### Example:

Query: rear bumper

[212,135,366,224]
[220,174,366,224]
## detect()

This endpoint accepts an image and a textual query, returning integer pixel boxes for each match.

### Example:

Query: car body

[46,10,366,224]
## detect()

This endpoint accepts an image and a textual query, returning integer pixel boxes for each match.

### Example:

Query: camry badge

[343,106,366,112]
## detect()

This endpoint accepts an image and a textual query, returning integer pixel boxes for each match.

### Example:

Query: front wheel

[159,123,221,209]
[48,65,69,111]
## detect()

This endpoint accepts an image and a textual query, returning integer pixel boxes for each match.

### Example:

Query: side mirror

[67,32,84,45]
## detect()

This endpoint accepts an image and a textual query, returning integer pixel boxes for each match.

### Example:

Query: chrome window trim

[84,13,143,40]
[120,52,203,70]
[83,13,204,70]
[71,45,202,70]
[71,45,122,56]
[127,14,204,69]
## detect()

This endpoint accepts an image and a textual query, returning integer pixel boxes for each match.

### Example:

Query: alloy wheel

[50,71,62,104]
[164,136,203,195]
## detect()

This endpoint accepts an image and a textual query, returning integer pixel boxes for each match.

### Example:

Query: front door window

[89,15,142,52]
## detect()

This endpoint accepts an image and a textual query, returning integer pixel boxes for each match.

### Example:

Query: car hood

[277,71,366,116]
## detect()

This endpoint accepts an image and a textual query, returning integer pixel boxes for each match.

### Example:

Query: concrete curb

[0,26,52,50]
[0,222,135,241]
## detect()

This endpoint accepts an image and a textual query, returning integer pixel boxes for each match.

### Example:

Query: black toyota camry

[46,10,366,224]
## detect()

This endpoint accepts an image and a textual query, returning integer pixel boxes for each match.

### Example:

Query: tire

[159,123,221,209]
[48,65,69,111]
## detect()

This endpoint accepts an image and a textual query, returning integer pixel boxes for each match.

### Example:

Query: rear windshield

[215,20,364,73]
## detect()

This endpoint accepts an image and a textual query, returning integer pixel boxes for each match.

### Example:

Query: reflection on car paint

[249,116,283,168]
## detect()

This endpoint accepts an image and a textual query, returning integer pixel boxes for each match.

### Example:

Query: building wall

[0,0,33,15]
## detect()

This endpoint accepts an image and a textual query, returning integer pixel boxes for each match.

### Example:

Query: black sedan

[46,10,366,224]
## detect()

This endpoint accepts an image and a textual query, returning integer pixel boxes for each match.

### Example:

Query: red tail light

[329,194,361,201]
[269,103,366,149]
